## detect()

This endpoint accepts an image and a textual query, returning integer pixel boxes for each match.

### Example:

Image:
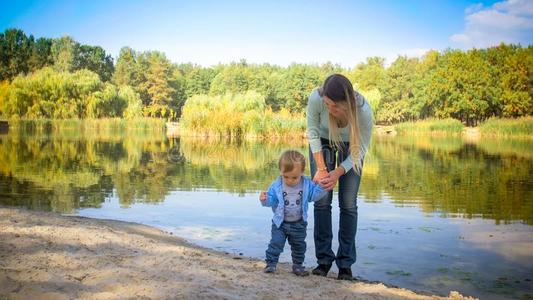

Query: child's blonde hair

[278,150,306,173]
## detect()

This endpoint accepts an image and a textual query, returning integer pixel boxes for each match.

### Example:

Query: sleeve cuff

[309,139,322,153]
[340,158,353,173]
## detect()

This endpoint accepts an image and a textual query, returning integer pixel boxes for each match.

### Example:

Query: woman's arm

[312,151,329,182]
[307,90,329,182]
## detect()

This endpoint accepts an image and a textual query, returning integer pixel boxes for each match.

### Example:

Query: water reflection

[1,132,531,224]
[1,130,533,299]
[361,136,533,225]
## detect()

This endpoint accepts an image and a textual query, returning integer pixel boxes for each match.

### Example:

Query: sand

[0,207,474,299]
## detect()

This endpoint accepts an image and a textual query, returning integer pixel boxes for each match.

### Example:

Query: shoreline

[1,119,530,140]
[0,207,474,299]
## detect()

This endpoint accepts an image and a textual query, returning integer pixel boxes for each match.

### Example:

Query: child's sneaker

[264,265,276,273]
[292,264,309,276]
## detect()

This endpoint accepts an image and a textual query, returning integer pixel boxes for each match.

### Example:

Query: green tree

[120,85,143,119]
[113,47,138,86]
[347,57,387,92]
[137,51,176,118]
[427,49,497,126]
[412,50,440,119]
[499,46,533,117]
[86,83,126,118]
[51,36,79,73]
[360,88,381,120]
[27,37,53,72]
[184,66,217,98]
[378,56,419,123]
[0,29,33,80]
[1,67,113,119]
[276,64,322,112]
[209,62,253,95]
[169,68,188,117]
[248,64,283,110]
[78,45,114,82]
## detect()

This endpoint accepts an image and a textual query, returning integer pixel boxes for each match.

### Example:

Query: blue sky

[1,0,532,67]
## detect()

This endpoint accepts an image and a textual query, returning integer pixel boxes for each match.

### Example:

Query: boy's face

[281,163,303,187]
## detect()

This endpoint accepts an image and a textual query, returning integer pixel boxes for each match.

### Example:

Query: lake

[0,129,532,299]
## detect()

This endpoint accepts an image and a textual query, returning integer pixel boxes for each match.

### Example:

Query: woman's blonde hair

[278,150,306,173]
[319,74,366,175]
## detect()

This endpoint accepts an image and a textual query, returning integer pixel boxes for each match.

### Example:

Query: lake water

[0,130,532,299]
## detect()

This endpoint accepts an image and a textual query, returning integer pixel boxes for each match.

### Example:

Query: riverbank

[3,117,531,140]
[0,207,473,299]
[376,117,533,139]
[374,125,481,139]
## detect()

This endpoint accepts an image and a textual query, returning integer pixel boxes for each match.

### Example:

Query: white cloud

[450,0,533,48]
[465,3,484,15]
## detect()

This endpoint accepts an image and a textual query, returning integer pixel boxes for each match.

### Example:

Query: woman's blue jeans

[310,138,362,269]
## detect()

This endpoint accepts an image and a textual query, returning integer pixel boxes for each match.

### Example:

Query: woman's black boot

[311,264,332,276]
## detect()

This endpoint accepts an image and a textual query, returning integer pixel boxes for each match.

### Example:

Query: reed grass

[179,92,306,139]
[394,118,464,135]
[479,117,533,139]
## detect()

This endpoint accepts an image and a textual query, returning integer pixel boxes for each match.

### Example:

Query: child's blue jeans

[265,219,307,266]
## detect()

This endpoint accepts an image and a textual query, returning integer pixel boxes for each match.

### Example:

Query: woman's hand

[320,167,345,191]
[313,169,329,183]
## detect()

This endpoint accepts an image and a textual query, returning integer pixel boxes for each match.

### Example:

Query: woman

[307,74,373,280]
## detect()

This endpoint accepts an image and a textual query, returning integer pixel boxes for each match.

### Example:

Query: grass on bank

[479,117,533,138]
[3,112,531,141]
[393,117,533,138]
[394,118,464,136]
[179,92,306,139]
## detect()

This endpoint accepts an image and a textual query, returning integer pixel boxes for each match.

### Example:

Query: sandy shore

[0,208,473,299]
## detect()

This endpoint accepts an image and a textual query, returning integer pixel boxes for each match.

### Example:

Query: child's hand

[313,169,328,183]
[259,192,267,203]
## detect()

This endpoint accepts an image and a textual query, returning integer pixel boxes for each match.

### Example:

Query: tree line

[1,28,531,125]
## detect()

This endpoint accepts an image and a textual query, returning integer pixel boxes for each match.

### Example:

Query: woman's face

[323,96,347,119]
